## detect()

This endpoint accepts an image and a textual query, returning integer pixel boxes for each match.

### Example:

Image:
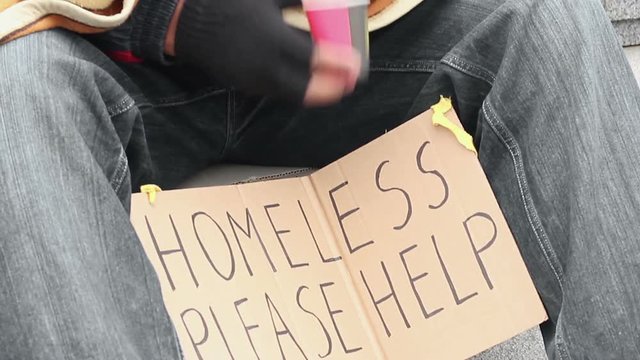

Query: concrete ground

[625,46,640,82]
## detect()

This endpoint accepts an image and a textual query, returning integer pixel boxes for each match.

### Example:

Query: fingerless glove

[176,0,313,102]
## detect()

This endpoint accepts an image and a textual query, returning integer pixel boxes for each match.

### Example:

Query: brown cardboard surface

[130,107,547,360]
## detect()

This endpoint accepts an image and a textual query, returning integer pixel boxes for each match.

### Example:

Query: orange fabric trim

[0,0,126,44]
[0,0,122,13]
[1,14,110,44]
[93,0,123,15]
[368,0,394,17]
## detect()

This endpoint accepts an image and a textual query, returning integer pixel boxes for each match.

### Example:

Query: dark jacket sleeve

[90,0,311,102]
[88,0,178,64]
[129,0,179,63]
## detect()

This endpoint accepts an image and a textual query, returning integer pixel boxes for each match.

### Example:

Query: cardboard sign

[131,106,547,360]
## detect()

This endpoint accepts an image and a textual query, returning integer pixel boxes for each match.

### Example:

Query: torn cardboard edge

[131,103,547,360]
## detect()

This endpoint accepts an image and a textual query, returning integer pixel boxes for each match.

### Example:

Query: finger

[343,52,361,93]
[304,69,350,106]
[311,43,362,96]
[312,42,362,82]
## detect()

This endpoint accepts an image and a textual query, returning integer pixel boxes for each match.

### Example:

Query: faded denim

[1,0,639,359]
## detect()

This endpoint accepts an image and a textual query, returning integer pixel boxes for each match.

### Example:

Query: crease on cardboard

[303,173,388,359]
[234,185,272,321]
[234,183,295,339]
[416,118,509,358]
[431,96,477,155]
[417,114,546,355]
[418,114,485,294]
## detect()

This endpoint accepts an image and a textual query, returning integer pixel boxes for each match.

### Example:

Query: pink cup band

[306,7,353,47]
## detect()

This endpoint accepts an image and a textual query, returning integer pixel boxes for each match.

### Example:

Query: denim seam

[110,148,129,195]
[460,97,573,360]
[152,88,227,107]
[106,96,136,117]
[135,88,226,110]
[481,102,565,287]
[220,90,235,157]
[105,97,134,194]
[441,55,566,288]
[370,60,439,73]
[555,315,571,360]
[482,102,570,360]
[369,66,433,73]
[442,55,496,84]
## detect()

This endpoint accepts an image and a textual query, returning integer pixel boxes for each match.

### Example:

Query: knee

[516,0,610,31]
[0,29,136,128]
[0,29,128,105]
[0,29,136,166]
[0,30,89,137]
[0,30,84,90]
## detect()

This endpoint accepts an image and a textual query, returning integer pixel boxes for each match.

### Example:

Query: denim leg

[430,0,640,358]
[114,62,230,189]
[0,30,180,360]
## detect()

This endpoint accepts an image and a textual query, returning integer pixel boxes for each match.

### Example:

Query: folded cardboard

[130,105,547,360]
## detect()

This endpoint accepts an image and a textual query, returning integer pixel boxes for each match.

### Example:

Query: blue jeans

[1,0,639,359]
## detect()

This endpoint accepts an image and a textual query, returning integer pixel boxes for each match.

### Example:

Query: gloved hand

[175,0,313,102]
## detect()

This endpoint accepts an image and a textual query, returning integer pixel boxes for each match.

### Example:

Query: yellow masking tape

[140,184,162,205]
[431,96,477,155]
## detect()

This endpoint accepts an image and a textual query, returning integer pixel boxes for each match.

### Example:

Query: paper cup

[302,0,370,80]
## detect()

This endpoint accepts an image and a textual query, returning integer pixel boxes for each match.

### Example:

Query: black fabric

[175,0,313,102]
[130,0,179,63]
[275,0,302,7]
[86,0,178,64]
